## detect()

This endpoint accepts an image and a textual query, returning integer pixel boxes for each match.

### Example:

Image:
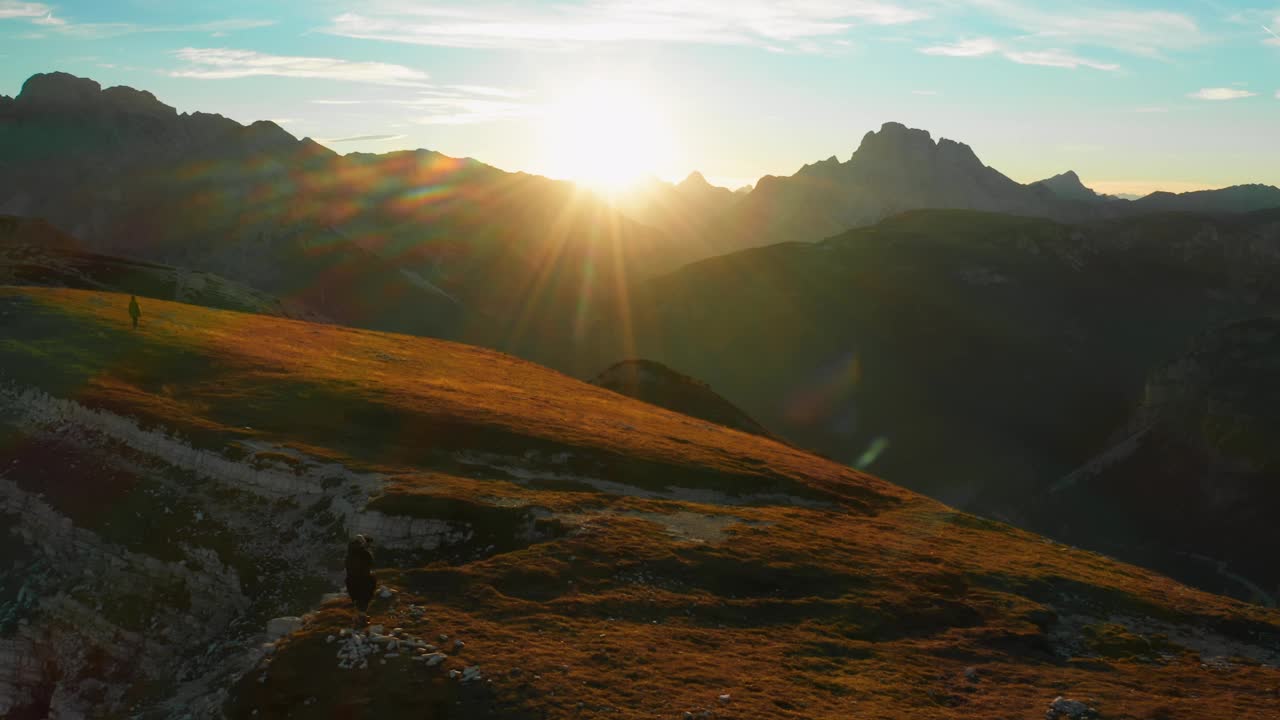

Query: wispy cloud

[1187,87,1257,100]
[961,1,1204,58]
[1004,48,1118,71]
[307,86,534,125]
[397,94,532,125]
[920,36,1117,71]
[1,4,274,38]
[920,37,1000,57]
[0,1,58,23]
[170,48,430,87]
[322,133,406,144]
[1265,24,1280,46]
[324,0,927,51]
[58,18,275,39]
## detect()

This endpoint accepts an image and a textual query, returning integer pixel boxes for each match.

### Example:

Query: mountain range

[4,71,1280,618]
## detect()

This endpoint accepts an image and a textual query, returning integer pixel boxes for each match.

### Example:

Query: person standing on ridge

[345,534,376,626]
[128,295,141,330]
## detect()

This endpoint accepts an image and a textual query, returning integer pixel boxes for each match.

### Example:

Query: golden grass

[3,286,1278,719]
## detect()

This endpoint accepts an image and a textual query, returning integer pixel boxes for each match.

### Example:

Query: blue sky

[2,0,1277,194]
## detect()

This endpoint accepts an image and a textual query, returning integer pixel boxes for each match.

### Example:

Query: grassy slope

[2,286,1278,720]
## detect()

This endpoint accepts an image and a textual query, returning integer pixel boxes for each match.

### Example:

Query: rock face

[1039,317,1280,605]
[0,381,503,718]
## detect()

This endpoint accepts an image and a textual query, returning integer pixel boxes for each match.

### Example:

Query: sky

[1,0,1277,194]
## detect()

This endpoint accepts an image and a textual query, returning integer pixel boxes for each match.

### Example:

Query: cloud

[961,1,1203,58]
[397,94,532,125]
[920,37,1117,70]
[1187,87,1258,100]
[311,99,365,105]
[1,4,274,38]
[171,48,429,86]
[322,133,406,143]
[60,19,275,39]
[1004,48,1118,71]
[324,0,927,51]
[1265,24,1280,45]
[920,37,999,57]
[0,1,59,23]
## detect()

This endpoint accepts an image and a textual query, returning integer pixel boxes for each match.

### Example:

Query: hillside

[595,208,1280,595]
[1,286,1278,719]
[590,359,773,438]
[0,72,674,373]
[1035,317,1280,606]
[0,215,310,320]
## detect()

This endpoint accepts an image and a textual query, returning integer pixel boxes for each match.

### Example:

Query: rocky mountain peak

[15,71,176,118]
[17,71,102,108]
[852,121,936,160]
[678,170,711,189]
[1033,170,1099,202]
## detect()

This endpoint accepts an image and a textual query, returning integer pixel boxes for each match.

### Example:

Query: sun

[539,80,678,195]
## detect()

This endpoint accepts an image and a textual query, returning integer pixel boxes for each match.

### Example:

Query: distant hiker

[345,534,376,625]
[128,295,141,329]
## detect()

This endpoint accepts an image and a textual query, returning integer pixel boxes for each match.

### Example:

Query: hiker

[128,295,141,329]
[345,534,376,625]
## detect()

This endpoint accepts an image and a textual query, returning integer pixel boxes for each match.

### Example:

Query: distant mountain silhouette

[707,122,1075,251]
[0,71,675,372]
[611,171,741,242]
[1030,170,1104,202]
[590,358,773,438]
[701,122,1280,252]
[1129,184,1280,214]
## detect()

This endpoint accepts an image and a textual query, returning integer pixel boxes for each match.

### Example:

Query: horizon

[2,1,1279,195]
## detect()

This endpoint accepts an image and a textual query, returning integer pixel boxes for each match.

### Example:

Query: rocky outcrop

[0,384,496,717]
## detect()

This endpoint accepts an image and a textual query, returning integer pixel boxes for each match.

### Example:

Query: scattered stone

[449,669,461,679]
[454,640,465,650]
[326,635,336,644]
[425,653,447,667]
[1047,696,1098,719]
[379,587,394,599]
[265,616,303,639]
[718,694,730,704]
[369,624,385,634]
[964,666,979,682]
[439,634,449,641]
[461,666,482,683]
